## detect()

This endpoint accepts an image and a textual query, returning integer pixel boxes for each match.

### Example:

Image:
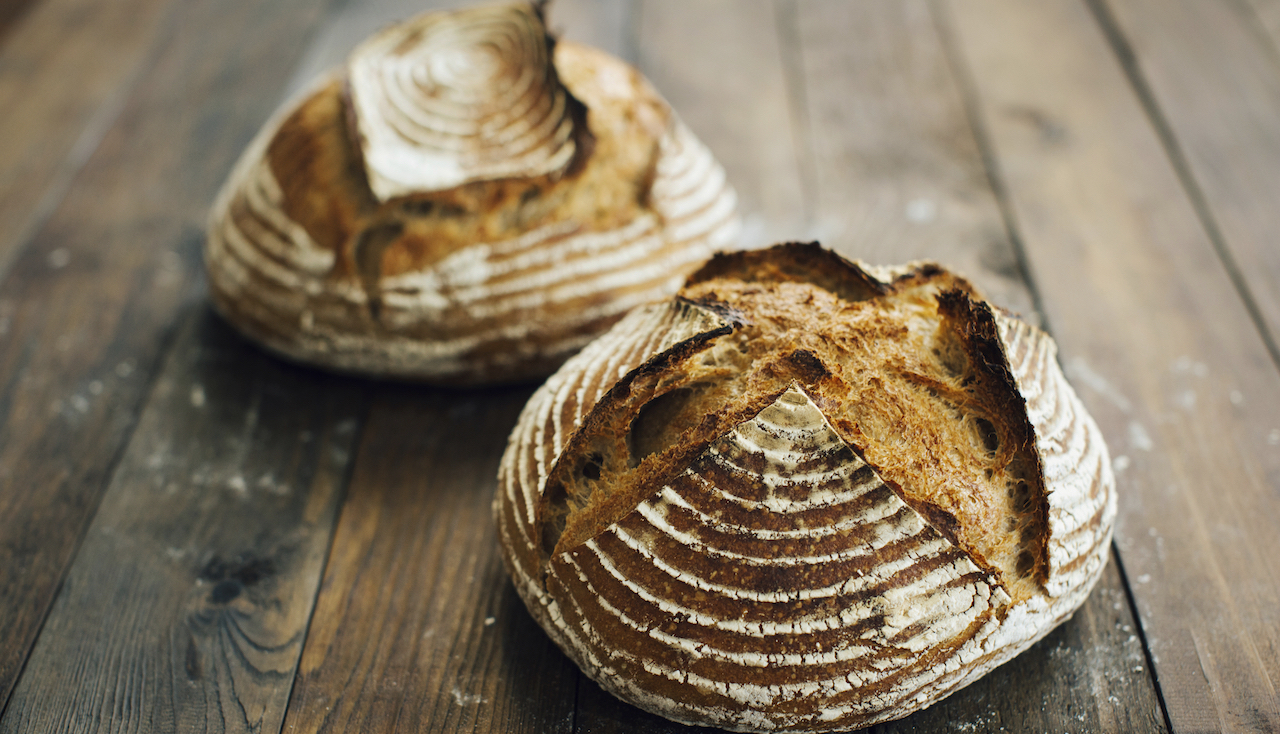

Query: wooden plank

[552,0,637,63]
[0,310,365,734]
[792,0,1036,319]
[636,0,807,249]
[282,387,578,734]
[943,0,1280,730]
[0,0,174,277]
[1089,0,1280,360]
[0,0,335,712]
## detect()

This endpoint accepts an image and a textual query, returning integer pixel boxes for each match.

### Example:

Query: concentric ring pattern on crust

[494,243,1116,732]
[205,1,739,384]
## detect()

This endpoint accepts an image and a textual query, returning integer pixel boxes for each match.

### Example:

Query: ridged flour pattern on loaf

[495,244,1116,732]
[204,2,739,384]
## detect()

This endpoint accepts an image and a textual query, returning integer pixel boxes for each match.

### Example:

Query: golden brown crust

[205,4,739,384]
[494,242,1116,732]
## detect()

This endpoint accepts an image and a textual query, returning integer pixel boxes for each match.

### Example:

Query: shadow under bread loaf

[204,1,739,385]
[495,242,1116,732]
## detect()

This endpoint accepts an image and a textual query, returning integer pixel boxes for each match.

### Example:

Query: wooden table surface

[2,0,1278,732]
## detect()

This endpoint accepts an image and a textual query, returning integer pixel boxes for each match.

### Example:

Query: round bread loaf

[495,243,1116,731]
[205,2,739,384]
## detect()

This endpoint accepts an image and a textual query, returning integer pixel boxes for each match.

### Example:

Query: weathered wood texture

[637,0,807,249]
[1095,0,1280,358]
[0,0,172,276]
[283,387,578,734]
[944,0,1280,731]
[790,0,1034,319]
[0,310,365,734]
[0,0,335,712]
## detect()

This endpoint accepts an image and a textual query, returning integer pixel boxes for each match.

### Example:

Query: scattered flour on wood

[1065,357,1132,413]
[451,687,483,706]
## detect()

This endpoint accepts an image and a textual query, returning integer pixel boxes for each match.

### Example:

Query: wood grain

[0,0,334,713]
[792,0,1035,320]
[944,0,1280,730]
[0,0,173,277]
[0,309,366,734]
[283,387,578,734]
[637,0,807,249]
[1091,0,1280,358]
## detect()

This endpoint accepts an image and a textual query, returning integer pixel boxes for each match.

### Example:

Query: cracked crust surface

[495,242,1115,732]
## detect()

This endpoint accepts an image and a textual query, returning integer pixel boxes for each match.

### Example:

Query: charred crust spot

[915,501,962,548]
[684,242,888,303]
[776,349,829,384]
[675,295,749,328]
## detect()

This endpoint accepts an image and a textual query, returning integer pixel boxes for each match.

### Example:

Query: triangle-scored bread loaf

[495,242,1115,732]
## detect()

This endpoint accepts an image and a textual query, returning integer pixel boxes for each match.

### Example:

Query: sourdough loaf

[205,2,738,384]
[495,242,1115,731]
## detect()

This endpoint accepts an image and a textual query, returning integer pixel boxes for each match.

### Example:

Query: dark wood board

[636,0,808,250]
[0,0,174,276]
[790,0,1034,319]
[943,0,1280,730]
[1095,0,1280,359]
[0,309,366,734]
[282,386,578,734]
[0,0,337,713]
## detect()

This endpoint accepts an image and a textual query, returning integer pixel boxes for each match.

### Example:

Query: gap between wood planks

[1084,0,1280,374]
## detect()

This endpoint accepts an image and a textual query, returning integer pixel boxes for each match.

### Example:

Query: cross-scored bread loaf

[205,2,739,384]
[494,242,1115,731]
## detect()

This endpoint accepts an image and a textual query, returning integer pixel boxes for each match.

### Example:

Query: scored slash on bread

[495,242,1115,732]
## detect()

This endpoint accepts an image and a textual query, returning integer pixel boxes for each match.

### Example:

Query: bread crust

[204,2,739,384]
[495,242,1115,731]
